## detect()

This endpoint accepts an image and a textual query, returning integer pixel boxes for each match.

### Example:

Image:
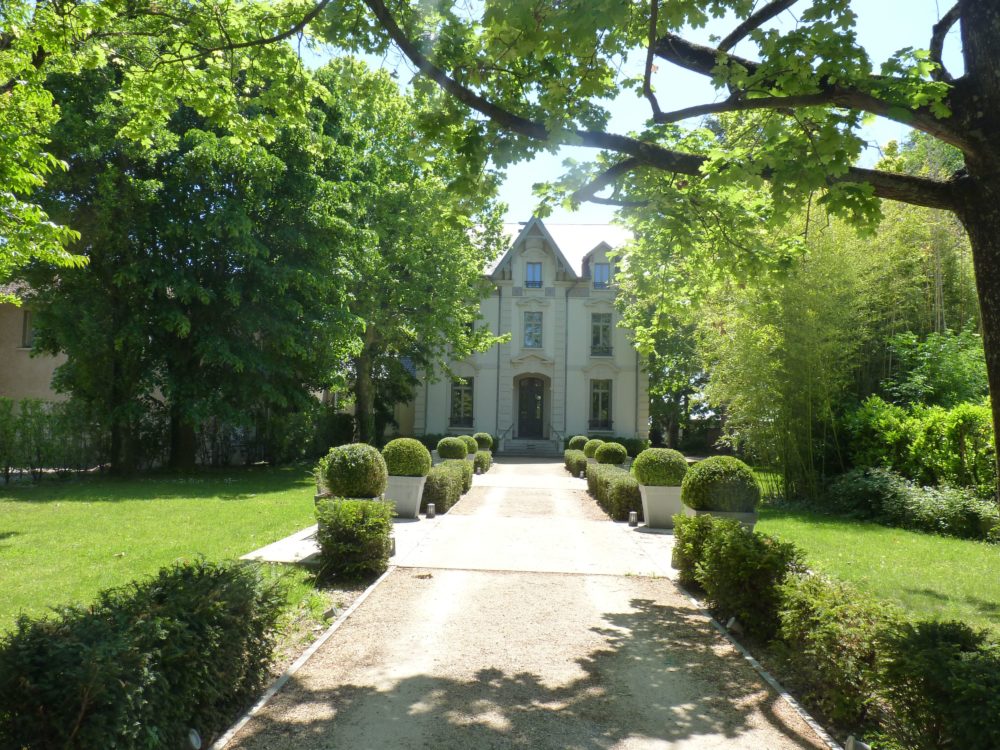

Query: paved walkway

[229,458,826,750]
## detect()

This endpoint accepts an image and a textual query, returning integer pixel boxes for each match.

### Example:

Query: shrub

[583,438,604,458]
[444,458,473,493]
[415,433,447,452]
[632,448,688,486]
[564,449,587,476]
[437,436,468,459]
[421,463,463,513]
[606,472,643,521]
[0,560,283,749]
[474,450,493,473]
[585,462,618,506]
[695,520,801,640]
[316,443,388,498]
[681,455,760,512]
[567,435,588,450]
[381,438,432,477]
[473,432,493,451]
[459,434,478,456]
[610,436,651,457]
[882,620,1000,749]
[595,441,628,465]
[671,513,720,588]
[776,572,903,730]
[316,498,394,580]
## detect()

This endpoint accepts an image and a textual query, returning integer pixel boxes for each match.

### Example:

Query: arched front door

[518,377,544,438]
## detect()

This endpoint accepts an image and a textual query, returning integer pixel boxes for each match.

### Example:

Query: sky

[307,1,965,224]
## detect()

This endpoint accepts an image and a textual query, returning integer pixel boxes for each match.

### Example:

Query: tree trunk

[169,407,197,471]
[353,344,377,445]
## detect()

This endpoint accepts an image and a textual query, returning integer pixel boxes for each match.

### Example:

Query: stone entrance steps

[498,439,563,457]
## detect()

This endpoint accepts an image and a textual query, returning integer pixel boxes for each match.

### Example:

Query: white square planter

[639,485,683,529]
[466,454,476,464]
[385,475,427,519]
[683,505,758,531]
[587,457,597,465]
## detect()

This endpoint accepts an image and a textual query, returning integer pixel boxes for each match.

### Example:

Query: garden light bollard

[628,511,638,527]
[579,470,585,478]
[426,503,436,518]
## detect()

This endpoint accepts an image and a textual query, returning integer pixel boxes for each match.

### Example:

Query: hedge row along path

[228,458,827,749]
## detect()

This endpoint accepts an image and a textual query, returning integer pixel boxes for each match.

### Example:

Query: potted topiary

[583,438,604,465]
[473,432,494,452]
[315,443,388,501]
[595,441,627,466]
[459,434,478,463]
[631,448,688,529]
[381,438,432,518]
[681,455,761,530]
[437,436,468,462]
[568,435,588,451]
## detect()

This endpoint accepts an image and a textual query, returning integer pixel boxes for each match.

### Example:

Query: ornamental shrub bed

[672,512,1000,748]
[681,455,760,512]
[595,441,628,465]
[444,458,473,492]
[421,463,464,513]
[316,498,394,580]
[567,435,588,450]
[316,443,388,498]
[474,450,493,473]
[632,448,687,486]
[381,438,432,477]
[564,449,587,476]
[473,432,493,451]
[585,463,641,521]
[583,439,604,458]
[459,435,478,456]
[0,559,283,749]
[436,437,468,460]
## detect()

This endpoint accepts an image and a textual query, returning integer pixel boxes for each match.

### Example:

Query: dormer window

[593,262,610,289]
[525,262,542,288]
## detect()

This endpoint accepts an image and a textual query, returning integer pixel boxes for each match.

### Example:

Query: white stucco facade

[405,218,650,449]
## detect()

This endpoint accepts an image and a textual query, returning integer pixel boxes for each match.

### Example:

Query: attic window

[593,262,610,289]
[526,262,542,288]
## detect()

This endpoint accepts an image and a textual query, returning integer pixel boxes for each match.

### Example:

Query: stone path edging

[210,565,399,750]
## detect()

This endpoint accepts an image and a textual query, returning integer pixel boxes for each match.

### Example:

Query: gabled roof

[487,218,632,279]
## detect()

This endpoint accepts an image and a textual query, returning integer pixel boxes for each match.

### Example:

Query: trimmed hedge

[595,441,628,465]
[421,462,463,513]
[459,434,478,456]
[381,438,432,477]
[564,449,588,476]
[316,498,394,580]
[317,443,388,498]
[583,439,604,458]
[681,455,760,512]
[436,437,468,459]
[473,432,494,451]
[632,448,688,486]
[671,512,1000,748]
[444,458,473,493]
[567,435,588,450]
[585,462,642,521]
[0,560,283,749]
[474,450,493,473]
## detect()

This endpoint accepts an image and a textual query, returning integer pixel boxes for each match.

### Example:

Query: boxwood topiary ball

[632,448,688,486]
[595,442,628,465]
[459,434,478,455]
[437,437,468,460]
[381,438,432,477]
[681,456,760,512]
[318,443,388,498]
[583,439,604,458]
[473,432,494,451]
[568,435,588,450]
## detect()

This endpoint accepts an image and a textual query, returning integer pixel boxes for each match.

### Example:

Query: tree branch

[718,0,800,52]
[571,158,647,205]
[930,3,960,83]
[642,0,662,118]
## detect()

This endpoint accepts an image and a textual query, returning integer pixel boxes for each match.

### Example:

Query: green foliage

[564,449,588,476]
[681,456,761,512]
[473,450,492,474]
[585,463,640,521]
[444,458,473,493]
[316,443,388,499]
[473,432,493,451]
[826,468,999,541]
[882,621,1000,750]
[567,435,588,450]
[436,437,468,460]
[315,499,393,581]
[459,434,478,456]
[776,572,903,730]
[421,463,463,513]
[0,398,108,481]
[632,448,688,486]
[695,521,801,640]
[611,437,651,458]
[883,328,988,407]
[594,441,627,465]
[671,513,720,589]
[381,438,432,477]
[582,439,604,458]
[0,559,283,749]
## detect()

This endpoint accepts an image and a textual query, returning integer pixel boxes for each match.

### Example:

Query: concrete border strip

[682,591,843,750]
[210,565,398,750]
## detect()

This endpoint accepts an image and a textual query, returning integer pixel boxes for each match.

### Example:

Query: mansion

[395,218,650,451]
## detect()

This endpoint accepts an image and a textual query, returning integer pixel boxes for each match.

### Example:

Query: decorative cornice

[511,351,555,366]
[515,297,552,307]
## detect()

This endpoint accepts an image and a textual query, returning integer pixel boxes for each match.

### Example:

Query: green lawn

[758,507,1000,635]
[0,466,320,631]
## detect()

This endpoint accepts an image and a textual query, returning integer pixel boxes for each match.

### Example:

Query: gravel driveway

[228,458,826,750]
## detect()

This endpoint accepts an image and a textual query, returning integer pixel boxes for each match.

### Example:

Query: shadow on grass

[0,465,315,504]
[903,586,1000,620]
[232,598,818,750]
